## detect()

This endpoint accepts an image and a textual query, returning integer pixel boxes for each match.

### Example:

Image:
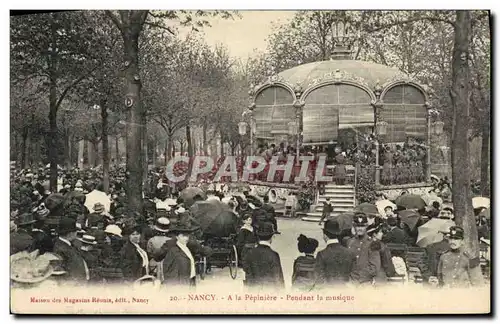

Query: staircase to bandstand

[301,183,356,222]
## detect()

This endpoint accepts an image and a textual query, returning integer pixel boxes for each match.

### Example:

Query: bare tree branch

[105,10,123,31]
[365,15,455,33]
[143,21,175,35]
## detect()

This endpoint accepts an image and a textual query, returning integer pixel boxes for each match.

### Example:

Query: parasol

[84,190,111,213]
[328,211,354,231]
[472,197,490,209]
[416,218,455,248]
[376,200,397,218]
[354,203,378,217]
[398,210,421,231]
[395,194,427,210]
[180,187,207,208]
[190,200,239,237]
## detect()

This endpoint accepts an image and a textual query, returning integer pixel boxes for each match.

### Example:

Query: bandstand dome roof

[276,59,406,90]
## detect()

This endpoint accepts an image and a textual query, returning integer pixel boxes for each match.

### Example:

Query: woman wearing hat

[147,218,173,279]
[236,213,258,269]
[119,225,150,282]
[161,223,200,287]
[291,234,318,291]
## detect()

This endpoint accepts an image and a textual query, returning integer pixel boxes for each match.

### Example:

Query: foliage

[356,166,377,204]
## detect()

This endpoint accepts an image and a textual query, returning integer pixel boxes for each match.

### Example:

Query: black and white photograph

[8,8,491,314]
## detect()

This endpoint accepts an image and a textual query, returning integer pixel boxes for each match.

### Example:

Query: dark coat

[153,236,211,262]
[119,241,148,282]
[236,227,257,267]
[347,236,380,284]
[30,229,54,254]
[425,239,450,277]
[382,227,407,245]
[162,242,194,286]
[10,229,34,255]
[314,242,356,286]
[53,238,88,282]
[243,244,284,289]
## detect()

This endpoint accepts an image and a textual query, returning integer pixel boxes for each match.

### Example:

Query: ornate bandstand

[239,21,447,216]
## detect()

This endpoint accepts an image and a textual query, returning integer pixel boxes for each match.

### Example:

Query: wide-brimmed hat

[430,174,440,182]
[153,217,171,233]
[170,223,200,234]
[16,213,37,226]
[10,221,17,233]
[105,224,123,237]
[323,219,342,237]
[255,222,278,237]
[77,234,97,245]
[93,203,105,214]
[11,250,54,284]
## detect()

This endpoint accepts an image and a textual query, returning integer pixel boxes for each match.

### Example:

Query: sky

[178,11,296,60]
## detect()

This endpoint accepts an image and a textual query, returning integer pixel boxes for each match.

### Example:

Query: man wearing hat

[243,222,284,290]
[10,213,36,255]
[437,226,484,288]
[314,219,357,287]
[346,213,380,284]
[161,223,200,287]
[52,217,90,283]
[77,235,101,282]
[382,216,407,245]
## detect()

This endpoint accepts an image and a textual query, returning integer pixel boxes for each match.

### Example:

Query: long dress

[236,226,257,268]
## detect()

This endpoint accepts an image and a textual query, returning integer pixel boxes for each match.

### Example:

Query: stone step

[324,184,355,189]
[314,206,354,213]
[318,196,354,203]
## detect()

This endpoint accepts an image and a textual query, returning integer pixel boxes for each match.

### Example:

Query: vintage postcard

[9,9,491,314]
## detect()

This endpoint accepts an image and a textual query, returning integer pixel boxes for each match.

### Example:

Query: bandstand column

[426,102,432,182]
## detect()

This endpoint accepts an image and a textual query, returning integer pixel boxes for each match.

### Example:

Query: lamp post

[288,120,300,166]
[375,120,388,186]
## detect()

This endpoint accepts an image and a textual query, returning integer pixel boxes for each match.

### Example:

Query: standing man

[53,217,90,283]
[314,219,357,287]
[382,217,407,245]
[318,198,333,226]
[244,222,284,290]
[437,226,484,288]
[346,213,379,285]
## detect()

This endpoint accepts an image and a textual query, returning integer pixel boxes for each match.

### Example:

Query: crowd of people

[10,161,489,292]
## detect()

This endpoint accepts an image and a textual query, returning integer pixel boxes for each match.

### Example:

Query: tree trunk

[202,123,208,155]
[152,138,157,165]
[143,129,148,187]
[123,26,144,215]
[172,143,176,157]
[93,141,99,167]
[115,135,119,166]
[78,140,84,169]
[186,123,193,158]
[101,104,110,193]
[219,130,224,156]
[63,132,71,169]
[480,120,490,196]
[450,11,478,257]
[48,80,58,192]
[180,142,184,155]
[21,129,28,169]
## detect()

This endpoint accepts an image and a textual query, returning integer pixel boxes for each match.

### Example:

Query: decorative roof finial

[331,19,354,60]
